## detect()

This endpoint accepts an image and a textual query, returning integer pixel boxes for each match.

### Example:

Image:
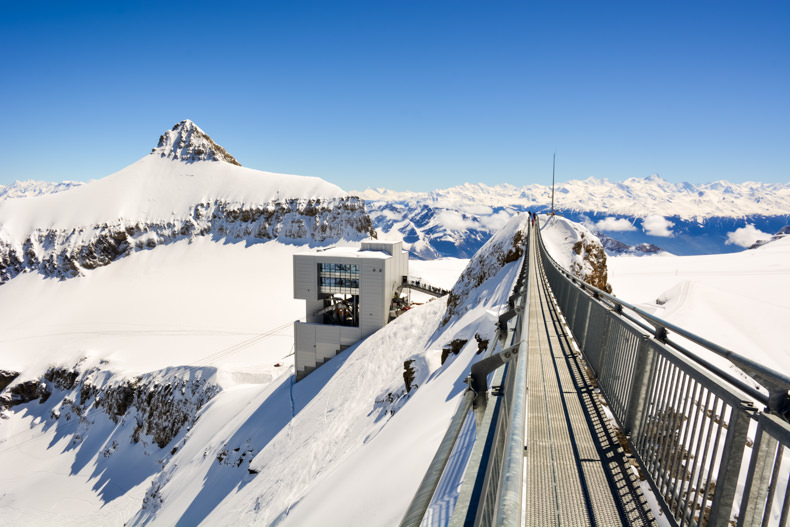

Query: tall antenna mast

[551,152,556,215]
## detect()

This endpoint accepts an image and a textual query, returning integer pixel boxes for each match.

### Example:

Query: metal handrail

[537,220,790,416]
[400,225,531,527]
[492,322,528,527]
[535,216,790,525]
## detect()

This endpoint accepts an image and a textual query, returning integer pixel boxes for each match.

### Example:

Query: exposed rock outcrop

[0,376,50,408]
[541,215,613,294]
[597,232,664,256]
[403,360,416,393]
[442,215,530,325]
[152,119,241,166]
[0,370,19,392]
[749,225,790,249]
[0,197,375,284]
[1,365,218,449]
[440,339,468,365]
[571,234,613,293]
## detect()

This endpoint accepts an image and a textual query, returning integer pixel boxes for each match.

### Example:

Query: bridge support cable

[535,218,790,526]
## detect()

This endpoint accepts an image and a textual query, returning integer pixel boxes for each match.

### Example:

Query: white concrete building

[293,240,409,380]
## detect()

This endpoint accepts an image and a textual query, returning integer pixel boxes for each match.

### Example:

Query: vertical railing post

[590,311,613,378]
[576,298,591,352]
[738,415,780,527]
[708,402,754,526]
[623,335,657,436]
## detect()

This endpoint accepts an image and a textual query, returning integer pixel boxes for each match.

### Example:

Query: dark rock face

[0,197,375,285]
[0,377,50,408]
[441,339,468,365]
[597,232,664,256]
[474,333,488,354]
[152,119,241,166]
[403,360,416,393]
[442,219,529,326]
[2,366,219,449]
[571,234,613,294]
[0,370,19,392]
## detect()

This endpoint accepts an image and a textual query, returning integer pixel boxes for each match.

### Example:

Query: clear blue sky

[1,1,788,191]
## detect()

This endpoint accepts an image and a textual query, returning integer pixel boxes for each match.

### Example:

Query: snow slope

[0,120,383,524]
[0,238,308,378]
[608,236,790,378]
[0,153,346,241]
[0,214,523,526]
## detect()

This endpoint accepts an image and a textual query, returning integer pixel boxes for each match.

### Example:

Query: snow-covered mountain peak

[0,122,373,284]
[151,119,241,166]
[540,215,612,292]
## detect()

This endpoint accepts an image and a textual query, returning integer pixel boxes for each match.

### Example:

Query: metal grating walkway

[524,234,656,526]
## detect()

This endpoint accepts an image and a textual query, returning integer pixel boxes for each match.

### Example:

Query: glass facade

[318,262,360,294]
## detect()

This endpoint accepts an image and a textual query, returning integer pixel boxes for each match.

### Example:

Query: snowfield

[608,235,790,379]
[0,238,308,378]
[1,200,787,525]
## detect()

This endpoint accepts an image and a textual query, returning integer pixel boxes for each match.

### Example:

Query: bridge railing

[400,227,531,527]
[536,220,790,526]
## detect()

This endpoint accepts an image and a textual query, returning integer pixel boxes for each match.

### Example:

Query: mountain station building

[293,240,409,381]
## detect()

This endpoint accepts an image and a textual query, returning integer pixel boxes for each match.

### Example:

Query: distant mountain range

[355,178,790,257]
[0,179,84,199]
[4,142,789,259]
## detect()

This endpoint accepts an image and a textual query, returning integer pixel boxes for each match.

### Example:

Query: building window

[318,262,360,294]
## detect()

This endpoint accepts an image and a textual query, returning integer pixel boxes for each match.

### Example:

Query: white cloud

[480,210,514,231]
[433,210,478,231]
[579,215,597,232]
[725,224,771,248]
[595,217,636,232]
[642,215,674,237]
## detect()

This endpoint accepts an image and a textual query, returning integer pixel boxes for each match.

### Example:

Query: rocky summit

[151,119,241,166]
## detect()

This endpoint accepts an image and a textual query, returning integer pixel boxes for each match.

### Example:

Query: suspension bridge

[401,220,790,527]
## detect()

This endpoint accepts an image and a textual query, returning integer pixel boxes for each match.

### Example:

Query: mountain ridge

[357,177,790,258]
[0,121,375,284]
[355,175,790,221]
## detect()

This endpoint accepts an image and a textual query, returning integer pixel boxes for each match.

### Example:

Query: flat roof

[295,246,391,259]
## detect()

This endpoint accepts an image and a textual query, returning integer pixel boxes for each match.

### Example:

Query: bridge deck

[524,233,656,526]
